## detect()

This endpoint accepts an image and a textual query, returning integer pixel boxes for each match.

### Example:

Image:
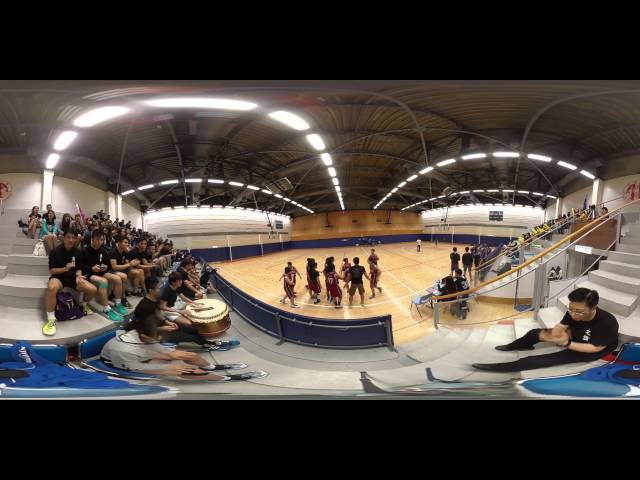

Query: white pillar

[107,191,117,218]
[554,197,563,218]
[116,194,122,221]
[42,169,54,210]
[592,178,603,207]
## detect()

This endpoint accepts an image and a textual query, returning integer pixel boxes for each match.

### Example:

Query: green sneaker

[43,318,57,336]
[82,303,94,315]
[105,308,124,322]
[113,302,128,316]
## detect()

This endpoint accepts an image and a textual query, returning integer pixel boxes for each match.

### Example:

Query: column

[116,194,122,221]
[42,169,54,210]
[107,191,117,218]
[554,197,563,218]
[592,178,603,207]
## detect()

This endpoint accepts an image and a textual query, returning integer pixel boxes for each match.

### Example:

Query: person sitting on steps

[472,288,619,372]
[108,235,136,307]
[39,210,59,253]
[44,229,98,336]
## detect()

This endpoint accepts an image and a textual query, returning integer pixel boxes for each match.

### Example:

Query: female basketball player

[325,263,343,308]
[323,257,335,302]
[341,257,351,290]
[368,248,379,266]
[279,266,300,308]
[369,261,383,299]
[307,260,321,304]
[287,261,302,296]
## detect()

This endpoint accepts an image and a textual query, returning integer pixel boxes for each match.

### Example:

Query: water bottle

[71,256,76,267]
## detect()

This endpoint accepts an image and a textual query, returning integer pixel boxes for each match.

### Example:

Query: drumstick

[192,307,214,312]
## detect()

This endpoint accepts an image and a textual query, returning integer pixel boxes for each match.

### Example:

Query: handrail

[473,195,625,273]
[433,196,640,301]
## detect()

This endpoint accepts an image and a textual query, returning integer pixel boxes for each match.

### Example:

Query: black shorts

[50,275,77,289]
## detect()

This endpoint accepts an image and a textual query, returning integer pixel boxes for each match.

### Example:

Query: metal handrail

[433,197,640,301]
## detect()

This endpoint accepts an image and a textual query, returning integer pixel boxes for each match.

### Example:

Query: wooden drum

[186,299,231,338]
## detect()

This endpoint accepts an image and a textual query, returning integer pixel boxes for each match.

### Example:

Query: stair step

[599,260,640,278]
[620,235,640,246]
[12,243,35,254]
[0,265,7,279]
[559,280,639,317]
[537,306,565,329]
[617,243,640,254]
[608,250,640,265]
[0,274,49,308]
[589,269,640,295]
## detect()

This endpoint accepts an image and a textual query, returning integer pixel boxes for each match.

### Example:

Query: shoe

[210,339,240,348]
[82,304,94,315]
[121,297,132,308]
[369,295,376,300]
[495,344,535,352]
[42,319,57,336]
[291,304,301,308]
[202,363,247,371]
[104,308,124,322]
[280,299,286,304]
[113,303,128,316]
[131,290,144,297]
[221,371,268,381]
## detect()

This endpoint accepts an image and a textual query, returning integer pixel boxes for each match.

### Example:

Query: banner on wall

[623,179,640,201]
[0,180,11,215]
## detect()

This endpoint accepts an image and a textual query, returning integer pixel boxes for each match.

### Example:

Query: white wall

[602,173,640,211]
[144,207,291,250]
[0,173,43,211]
[121,199,143,229]
[421,204,544,238]
[560,185,591,214]
[52,176,109,216]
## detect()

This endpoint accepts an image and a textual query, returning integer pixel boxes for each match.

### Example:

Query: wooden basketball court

[212,241,531,345]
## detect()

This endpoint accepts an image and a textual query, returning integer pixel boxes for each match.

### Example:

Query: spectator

[462,247,474,282]
[40,210,59,253]
[450,247,460,276]
[25,205,41,239]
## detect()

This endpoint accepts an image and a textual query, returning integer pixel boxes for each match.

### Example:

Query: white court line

[357,246,420,295]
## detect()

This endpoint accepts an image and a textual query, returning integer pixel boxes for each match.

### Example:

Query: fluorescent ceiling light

[284,197,291,202]
[546,195,557,199]
[335,186,341,192]
[247,185,260,190]
[392,188,398,193]
[184,178,202,183]
[53,131,78,151]
[261,189,273,195]
[527,154,552,162]
[121,189,135,196]
[328,167,337,177]
[472,189,484,193]
[306,134,325,151]
[73,106,131,127]
[557,161,577,170]
[45,153,60,169]
[462,153,487,160]
[321,153,333,166]
[407,175,418,182]
[437,195,445,199]
[517,190,530,194]
[228,181,244,187]
[138,184,154,190]
[332,178,339,186]
[419,166,434,174]
[486,189,499,192]
[144,97,257,111]
[268,110,310,131]
[161,179,179,185]
[436,158,456,167]
[493,152,520,158]
[459,191,470,194]
[580,170,596,180]
[398,182,407,188]
[208,179,224,184]
[532,192,544,196]
[429,197,436,201]
[502,189,514,193]
[274,194,283,199]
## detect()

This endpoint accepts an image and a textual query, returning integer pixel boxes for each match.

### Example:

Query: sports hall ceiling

[1,79,640,216]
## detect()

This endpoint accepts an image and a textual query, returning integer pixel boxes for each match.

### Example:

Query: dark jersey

[462,252,474,266]
[349,265,366,284]
[160,286,179,308]
[560,308,618,350]
[81,245,112,276]
[49,244,83,284]
[450,252,461,264]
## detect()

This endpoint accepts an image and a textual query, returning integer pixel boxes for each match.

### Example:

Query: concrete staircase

[537,222,640,340]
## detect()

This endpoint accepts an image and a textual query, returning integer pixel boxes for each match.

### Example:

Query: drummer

[132,276,233,349]
[158,272,201,326]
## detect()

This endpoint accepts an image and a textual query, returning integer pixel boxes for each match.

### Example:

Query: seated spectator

[131,276,230,349]
[600,206,609,218]
[82,220,99,247]
[44,230,98,336]
[127,237,155,283]
[176,259,204,300]
[82,229,128,321]
[100,314,252,381]
[24,205,41,238]
[108,235,136,307]
[59,213,73,240]
[159,272,200,325]
[40,210,60,253]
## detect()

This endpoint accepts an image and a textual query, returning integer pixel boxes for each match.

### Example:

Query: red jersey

[326,271,342,298]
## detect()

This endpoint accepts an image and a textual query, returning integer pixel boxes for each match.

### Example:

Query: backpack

[33,240,47,256]
[54,291,85,322]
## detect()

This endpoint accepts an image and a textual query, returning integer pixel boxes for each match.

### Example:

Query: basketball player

[279,266,300,308]
[369,261,383,299]
[325,263,343,308]
[287,261,302,295]
[341,257,352,290]
[323,257,335,302]
[368,249,379,266]
[307,260,321,304]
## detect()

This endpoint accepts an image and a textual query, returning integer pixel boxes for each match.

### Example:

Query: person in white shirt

[416,238,422,252]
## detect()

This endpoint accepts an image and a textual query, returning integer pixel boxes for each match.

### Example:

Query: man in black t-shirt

[43,230,98,336]
[348,257,371,307]
[82,229,128,321]
[159,272,200,325]
[128,238,155,282]
[473,288,619,372]
[461,247,474,282]
[450,247,460,276]
[108,235,136,307]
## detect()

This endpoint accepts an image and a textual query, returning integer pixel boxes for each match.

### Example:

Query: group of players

[278,248,383,309]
